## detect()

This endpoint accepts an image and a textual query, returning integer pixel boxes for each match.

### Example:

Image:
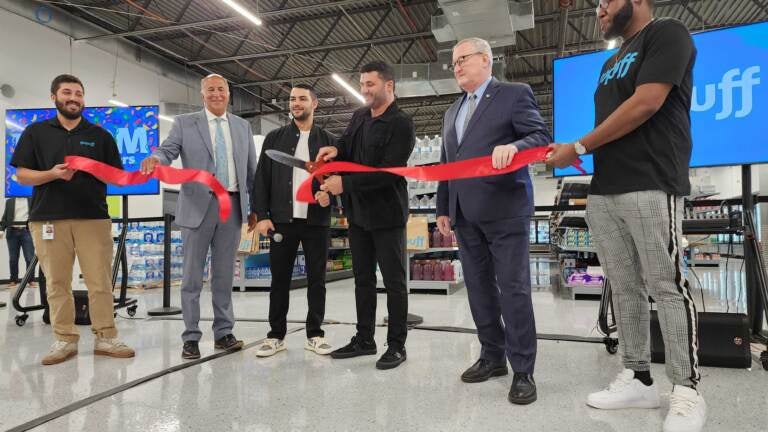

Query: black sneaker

[376,346,407,370]
[182,341,200,360]
[214,334,244,351]
[330,336,377,359]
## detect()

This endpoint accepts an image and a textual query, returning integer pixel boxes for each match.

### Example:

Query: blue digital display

[4,105,160,196]
[554,21,768,176]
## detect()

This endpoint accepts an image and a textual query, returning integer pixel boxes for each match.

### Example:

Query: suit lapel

[444,98,464,158]
[463,78,501,142]
[227,113,244,181]
[195,111,215,161]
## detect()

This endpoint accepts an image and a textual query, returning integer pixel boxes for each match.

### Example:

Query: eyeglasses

[449,52,484,71]
[597,0,613,10]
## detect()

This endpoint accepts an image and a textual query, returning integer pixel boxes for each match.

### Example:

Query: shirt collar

[205,108,228,123]
[466,76,493,101]
[361,101,400,123]
[47,115,90,132]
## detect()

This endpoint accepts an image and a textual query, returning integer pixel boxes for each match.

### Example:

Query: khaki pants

[30,220,117,343]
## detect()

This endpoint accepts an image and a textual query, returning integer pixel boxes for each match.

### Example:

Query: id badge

[42,223,54,240]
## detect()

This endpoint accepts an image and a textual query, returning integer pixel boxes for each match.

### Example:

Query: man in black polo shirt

[548,1,705,431]
[252,84,336,358]
[317,61,415,370]
[11,74,135,365]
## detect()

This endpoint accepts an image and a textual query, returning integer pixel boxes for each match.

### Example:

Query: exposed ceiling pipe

[556,0,573,58]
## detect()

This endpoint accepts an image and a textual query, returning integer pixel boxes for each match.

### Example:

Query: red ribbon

[64,156,232,221]
[297,147,585,203]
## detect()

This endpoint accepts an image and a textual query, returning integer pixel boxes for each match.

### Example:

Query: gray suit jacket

[153,111,257,229]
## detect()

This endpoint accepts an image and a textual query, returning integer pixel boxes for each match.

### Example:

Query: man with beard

[316,61,415,370]
[11,74,135,365]
[548,1,704,431]
[252,84,336,357]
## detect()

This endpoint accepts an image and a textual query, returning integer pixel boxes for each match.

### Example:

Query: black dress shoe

[214,334,244,351]
[376,346,407,370]
[182,341,200,360]
[508,373,537,405]
[461,359,508,383]
[330,336,377,359]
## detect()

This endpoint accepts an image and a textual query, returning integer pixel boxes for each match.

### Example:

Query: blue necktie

[461,93,477,141]
[214,118,229,188]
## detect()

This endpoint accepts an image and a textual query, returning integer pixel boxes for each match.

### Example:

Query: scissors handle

[305,159,326,173]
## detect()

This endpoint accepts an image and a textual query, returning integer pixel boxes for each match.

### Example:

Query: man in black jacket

[317,61,415,370]
[252,84,336,357]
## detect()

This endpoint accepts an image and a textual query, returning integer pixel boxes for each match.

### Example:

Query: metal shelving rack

[233,212,354,291]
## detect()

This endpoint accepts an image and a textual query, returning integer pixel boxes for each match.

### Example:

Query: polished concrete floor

[0,258,766,431]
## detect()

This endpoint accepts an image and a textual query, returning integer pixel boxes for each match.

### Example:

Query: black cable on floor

[5,326,306,432]
[151,316,615,345]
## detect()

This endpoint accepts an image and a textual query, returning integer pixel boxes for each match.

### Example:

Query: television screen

[4,105,161,196]
[553,21,768,176]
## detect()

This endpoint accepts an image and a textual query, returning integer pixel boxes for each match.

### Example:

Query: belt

[209,190,239,196]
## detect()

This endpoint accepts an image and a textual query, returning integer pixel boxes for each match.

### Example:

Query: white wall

[0,7,202,279]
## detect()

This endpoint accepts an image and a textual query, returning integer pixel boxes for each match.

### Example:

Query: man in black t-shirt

[548,2,705,431]
[11,74,135,365]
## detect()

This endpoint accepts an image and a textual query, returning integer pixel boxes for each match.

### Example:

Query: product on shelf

[120,222,186,288]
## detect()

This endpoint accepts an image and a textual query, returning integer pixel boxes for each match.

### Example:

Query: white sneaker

[41,340,78,365]
[587,369,661,410]
[663,385,707,432]
[305,336,333,355]
[256,338,286,357]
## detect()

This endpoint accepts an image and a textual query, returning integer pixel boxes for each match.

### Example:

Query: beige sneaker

[256,338,286,357]
[94,337,135,358]
[41,340,78,365]
[305,337,333,355]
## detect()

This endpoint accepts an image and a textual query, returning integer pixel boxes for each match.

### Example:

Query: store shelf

[566,283,604,298]
[234,269,354,291]
[409,158,441,166]
[530,244,552,254]
[409,188,438,197]
[411,247,459,254]
[687,259,720,267]
[556,245,597,253]
[556,215,588,229]
[377,278,465,295]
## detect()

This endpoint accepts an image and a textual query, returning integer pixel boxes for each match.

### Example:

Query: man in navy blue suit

[436,37,551,405]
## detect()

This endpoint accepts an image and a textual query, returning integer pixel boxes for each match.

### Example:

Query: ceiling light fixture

[331,73,365,104]
[221,0,263,26]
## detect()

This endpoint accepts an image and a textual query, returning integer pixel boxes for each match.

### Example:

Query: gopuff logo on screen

[599,52,639,85]
[692,66,760,120]
[113,127,148,165]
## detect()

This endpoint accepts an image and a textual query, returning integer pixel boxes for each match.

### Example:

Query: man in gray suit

[141,74,258,359]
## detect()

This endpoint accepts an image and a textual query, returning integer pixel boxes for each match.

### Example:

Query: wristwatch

[573,141,587,155]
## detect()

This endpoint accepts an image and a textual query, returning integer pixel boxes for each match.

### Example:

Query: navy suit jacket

[437,78,551,223]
